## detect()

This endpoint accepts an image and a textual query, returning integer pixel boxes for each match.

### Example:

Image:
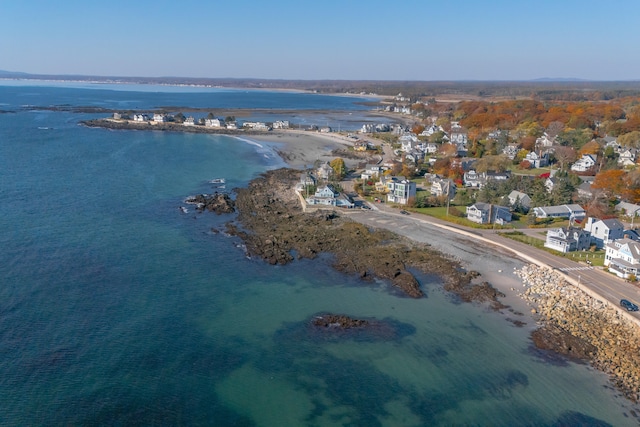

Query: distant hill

[533,77,588,82]
[1,70,640,100]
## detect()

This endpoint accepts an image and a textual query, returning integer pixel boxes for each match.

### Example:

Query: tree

[618,131,640,148]
[592,169,626,198]
[553,146,577,170]
[578,140,601,156]
[329,158,346,180]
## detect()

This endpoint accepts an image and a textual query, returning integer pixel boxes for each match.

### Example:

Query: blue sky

[1,0,638,81]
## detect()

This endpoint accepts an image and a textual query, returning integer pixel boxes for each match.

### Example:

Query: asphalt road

[347,203,640,323]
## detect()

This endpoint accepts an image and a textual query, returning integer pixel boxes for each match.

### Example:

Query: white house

[305,184,354,208]
[205,118,224,128]
[153,113,167,123]
[386,177,417,205]
[463,170,483,188]
[524,151,549,168]
[273,120,290,129]
[545,227,591,253]
[604,238,640,279]
[133,114,149,122]
[618,148,637,167]
[583,217,625,249]
[430,178,456,198]
[536,133,556,147]
[466,203,512,225]
[183,116,196,126]
[571,154,597,172]
[399,134,419,152]
[361,165,381,181]
[533,204,586,220]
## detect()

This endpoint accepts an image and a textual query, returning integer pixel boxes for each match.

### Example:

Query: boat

[180,206,188,213]
[209,178,225,184]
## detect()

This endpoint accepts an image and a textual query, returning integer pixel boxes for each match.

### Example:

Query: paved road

[346,203,640,323]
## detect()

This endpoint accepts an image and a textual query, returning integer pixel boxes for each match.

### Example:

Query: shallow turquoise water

[0,84,638,426]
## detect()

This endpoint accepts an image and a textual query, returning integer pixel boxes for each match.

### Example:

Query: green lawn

[498,231,606,266]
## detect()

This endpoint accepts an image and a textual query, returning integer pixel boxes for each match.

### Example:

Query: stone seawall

[517,264,640,402]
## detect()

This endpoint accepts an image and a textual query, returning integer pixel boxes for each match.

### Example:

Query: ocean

[0,81,638,426]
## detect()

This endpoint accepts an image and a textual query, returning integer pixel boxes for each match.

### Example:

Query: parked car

[620,299,639,312]
[400,210,410,215]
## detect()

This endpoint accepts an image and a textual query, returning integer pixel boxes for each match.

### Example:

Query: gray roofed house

[545,226,591,253]
[466,202,512,225]
[583,217,625,248]
[533,204,586,220]
[507,190,531,210]
[605,238,640,279]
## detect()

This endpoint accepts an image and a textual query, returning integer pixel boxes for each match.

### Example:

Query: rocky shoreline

[517,264,640,402]
[225,168,504,304]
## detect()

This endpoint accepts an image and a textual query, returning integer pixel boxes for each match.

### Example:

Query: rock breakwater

[517,264,640,402]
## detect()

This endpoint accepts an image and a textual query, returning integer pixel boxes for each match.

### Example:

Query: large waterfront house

[533,204,586,220]
[305,184,354,208]
[604,238,640,279]
[316,163,334,181]
[545,227,591,253]
[385,176,417,205]
[583,217,625,249]
[205,118,225,128]
[466,203,512,225]
[153,113,167,123]
[361,165,381,181]
[133,114,149,122]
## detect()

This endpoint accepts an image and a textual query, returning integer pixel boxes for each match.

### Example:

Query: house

[615,201,640,218]
[484,170,511,183]
[399,134,419,152]
[183,116,196,126]
[533,204,586,220]
[295,172,316,193]
[463,170,483,188]
[430,178,456,198]
[584,217,625,249]
[425,142,439,154]
[205,118,224,128]
[133,114,149,122]
[466,203,512,225]
[507,190,531,211]
[618,148,637,167]
[316,163,334,181]
[385,177,417,205]
[571,154,597,172]
[544,227,591,253]
[361,165,381,180]
[604,238,640,279]
[354,140,369,151]
[153,113,167,123]
[524,151,549,168]
[536,133,556,147]
[226,122,238,130]
[305,184,354,208]
[503,144,519,160]
[449,122,468,145]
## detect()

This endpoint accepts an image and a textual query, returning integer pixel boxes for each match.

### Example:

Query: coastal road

[347,205,640,323]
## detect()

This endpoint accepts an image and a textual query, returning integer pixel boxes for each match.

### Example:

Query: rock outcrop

[185,193,235,214]
[517,264,640,402]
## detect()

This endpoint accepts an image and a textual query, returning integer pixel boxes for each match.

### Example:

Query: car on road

[620,299,639,311]
[400,210,410,215]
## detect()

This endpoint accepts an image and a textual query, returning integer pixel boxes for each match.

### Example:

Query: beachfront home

[184,116,196,126]
[545,226,591,253]
[272,120,290,129]
[604,238,640,279]
[584,217,625,249]
[385,177,417,205]
[466,203,512,225]
[305,184,354,208]
[133,114,149,122]
[533,204,586,220]
[153,113,167,123]
[205,118,224,127]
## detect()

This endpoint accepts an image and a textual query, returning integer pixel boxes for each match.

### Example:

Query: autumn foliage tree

[592,169,626,198]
